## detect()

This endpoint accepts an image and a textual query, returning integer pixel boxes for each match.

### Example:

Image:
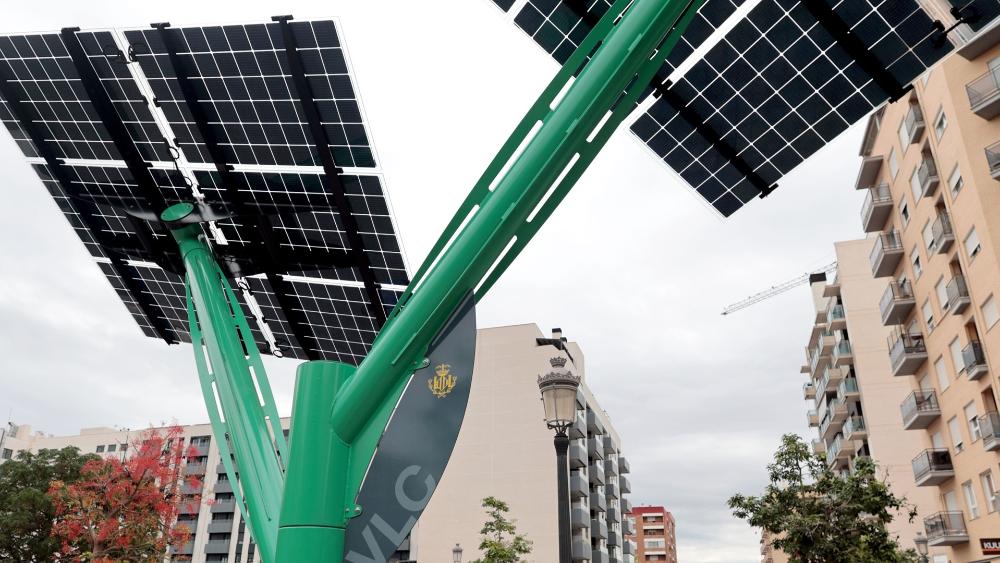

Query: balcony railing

[987,141,1000,180]
[888,326,927,377]
[912,448,954,486]
[879,280,915,325]
[962,341,988,380]
[924,511,969,546]
[837,377,859,401]
[861,183,893,232]
[870,230,904,277]
[945,274,970,313]
[827,304,846,329]
[930,211,954,254]
[902,103,925,145]
[979,412,1000,451]
[900,390,940,430]
[843,416,867,440]
[833,339,853,366]
[917,155,939,197]
[966,67,1000,118]
[803,382,816,400]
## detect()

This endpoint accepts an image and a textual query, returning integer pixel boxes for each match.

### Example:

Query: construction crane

[721,261,838,315]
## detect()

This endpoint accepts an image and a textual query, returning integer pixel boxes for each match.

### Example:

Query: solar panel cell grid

[631,0,951,217]
[124,20,375,170]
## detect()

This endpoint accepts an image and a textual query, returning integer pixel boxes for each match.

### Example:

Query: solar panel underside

[0,20,409,364]
[630,0,957,216]
[513,0,747,73]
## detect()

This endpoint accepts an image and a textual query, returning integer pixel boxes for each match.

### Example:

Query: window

[963,480,981,519]
[922,221,936,252]
[948,416,964,452]
[948,165,963,196]
[923,300,936,332]
[982,471,998,513]
[965,227,982,259]
[911,247,922,278]
[934,108,948,139]
[900,199,910,227]
[935,357,950,391]
[936,278,949,311]
[910,168,923,200]
[107,444,117,453]
[644,539,666,549]
[983,295,1000,329]
[950,337,964,374]
[899,120,910,148]
[932,431,946,449]
[96,445,105,453]
[966,402,982,441]
[1,449,11,460]
[889,148,900,179]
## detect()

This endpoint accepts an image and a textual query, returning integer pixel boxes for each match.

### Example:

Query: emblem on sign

[428,363,457,398]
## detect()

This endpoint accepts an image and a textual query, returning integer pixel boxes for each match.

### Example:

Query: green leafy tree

[469,496,532,563]
[728,434,919,563]
[0,447,98,562]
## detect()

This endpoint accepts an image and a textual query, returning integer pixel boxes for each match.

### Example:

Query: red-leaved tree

[47,426,201,562]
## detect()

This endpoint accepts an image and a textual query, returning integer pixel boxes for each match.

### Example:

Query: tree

[0,447,98,562]
[728,434,919,563]
[47,426,200,562]
[469,496,533,563]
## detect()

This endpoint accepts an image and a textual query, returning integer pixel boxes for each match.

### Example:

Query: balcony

[591,492,607,512]
[592,549,609,563]
[591,518,608,539]
[843,416,867,441]
[980,412,1000,452]
[572,540,591,561]
[961,341,988,380]
[900,390,940,430]
[807,409,819,427]
[888,327,927,377]
[826,435,851,467]
[929,211,954,254]
[803,382,816,400]
[204,539,231,554]
[571,507,589,529]
[211,498,236,513]
[622,518,635,535]
[188,442,210,457]
[604,457,618,476]
[570,411,587,439]
[916,155,939,198]
[180,481,203,495]
[819,330,836,355]
[988,141,1000,180]
[901,103,925,145]
[624,539,636,555]
[880,281,915,325]
[618,456,630,474]
[619,476,632,494]
[855,154,884,189]
[621,498,633,513]
[827,305,846,331]
[605,483,620,499]
[208,519,234,534]
[944,275,970,314]
[603,435,616,456]
[587,409,605,435]
[570,473,588,498]
[870,231,904,278]
[589,462,606,485]
[861,183,893,233]
[183,463,207,476]
[812,438,827,455]
[607,506,621,523]
[966,66,1000,119]
[912,449,954,486]
[823,274,841,297]
[819,366,845,393]
[178,500,200,515]
[837,378,860,403]
[171,541,194,556]
[832,339,853,367]
[924,512,968,546]
[822,398,849,441]
[570,443,587,468]
[214,480,232,494]
[588,437,605,460]
[607,533,620,547]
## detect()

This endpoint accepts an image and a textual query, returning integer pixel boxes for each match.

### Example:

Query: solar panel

[0,19,410,364]
[630,0,956,217]
[512,0,747,71]
[492,0,517,12]
[953,0,1000,31]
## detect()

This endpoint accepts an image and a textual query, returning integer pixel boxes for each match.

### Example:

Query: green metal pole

[167,210,286,562]
[330,0,701,444]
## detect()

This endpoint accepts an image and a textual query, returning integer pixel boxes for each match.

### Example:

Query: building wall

[626,505,677,563]
[759,530,789,563]
[851,26,1000,562]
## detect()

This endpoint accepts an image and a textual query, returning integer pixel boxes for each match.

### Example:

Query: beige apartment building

[759,530,788,563]
[1,324,638,563]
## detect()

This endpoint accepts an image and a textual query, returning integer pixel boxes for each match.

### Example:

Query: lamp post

[914,531,929,563]
[538,356,581,563]
[452,543,463,563]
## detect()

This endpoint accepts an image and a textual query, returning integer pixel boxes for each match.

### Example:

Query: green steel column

[277,361,354,562]
[331,0,697,443]
[168,215,284,562]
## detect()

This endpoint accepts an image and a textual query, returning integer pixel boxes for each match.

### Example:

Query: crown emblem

[550,357,568,368]
[428,363,458,398]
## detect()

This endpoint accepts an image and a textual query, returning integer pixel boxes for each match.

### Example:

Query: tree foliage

[469,496,533,563]
[47,426,200,562]
[0,447,98,562]
[728,434,919,563]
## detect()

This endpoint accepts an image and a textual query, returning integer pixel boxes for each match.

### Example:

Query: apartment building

[848,15,1000,561]
[2,324,637,563]
[624,506,676,563]
[758,530,788,563]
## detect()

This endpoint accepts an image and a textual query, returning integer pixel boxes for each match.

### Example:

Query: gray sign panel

[344,293,477,562]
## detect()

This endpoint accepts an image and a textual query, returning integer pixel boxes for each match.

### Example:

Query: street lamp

[538,356,581,563]
[914,531,929,563]
[452,543,463,563]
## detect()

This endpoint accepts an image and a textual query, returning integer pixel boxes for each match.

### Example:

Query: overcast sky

[0,1,874,561]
